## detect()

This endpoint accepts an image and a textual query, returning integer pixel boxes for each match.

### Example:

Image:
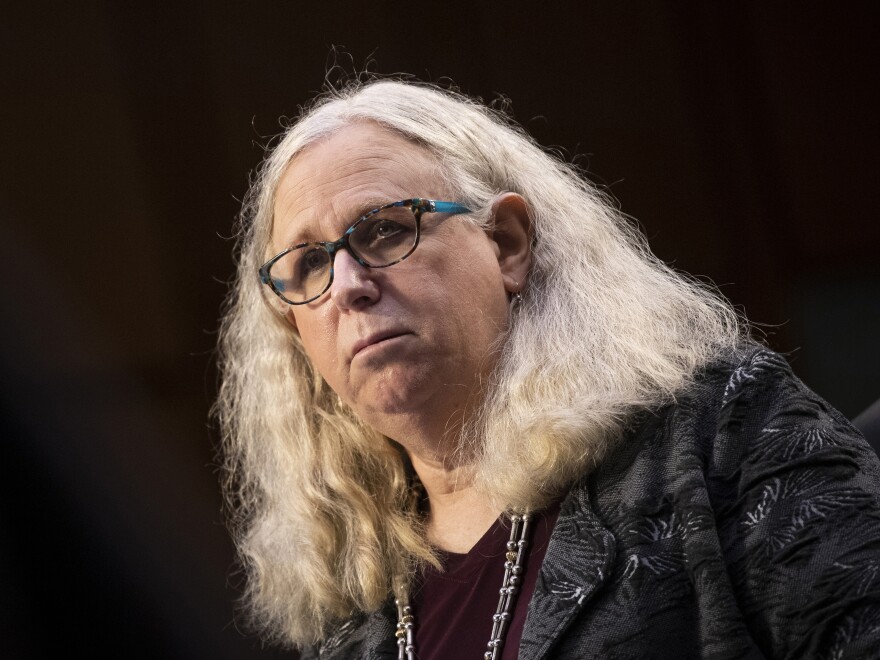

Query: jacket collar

[518,476,616,660]
[361,600,398,660]
[316,599,397,660]
[317,477,615,660]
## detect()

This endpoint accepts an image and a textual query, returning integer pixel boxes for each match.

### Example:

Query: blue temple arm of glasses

[431,201,471,215]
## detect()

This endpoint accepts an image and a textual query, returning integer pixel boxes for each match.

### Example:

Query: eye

[348,209,417,262]
[368,219,407,241]
[353,214,416,251]
[298,247,330,277]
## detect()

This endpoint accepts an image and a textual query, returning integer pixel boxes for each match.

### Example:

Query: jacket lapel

[363,600,399,660]
[318,600,398,660]
[518,479,615,660]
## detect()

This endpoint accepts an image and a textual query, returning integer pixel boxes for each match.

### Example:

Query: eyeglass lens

[269,205,419,303]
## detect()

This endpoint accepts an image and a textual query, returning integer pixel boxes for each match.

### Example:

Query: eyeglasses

[259,198,472,305]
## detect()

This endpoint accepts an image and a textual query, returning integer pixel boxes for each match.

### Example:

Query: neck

[410,452,502,554]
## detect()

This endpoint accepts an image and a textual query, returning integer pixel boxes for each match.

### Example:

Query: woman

[216,79,880,659]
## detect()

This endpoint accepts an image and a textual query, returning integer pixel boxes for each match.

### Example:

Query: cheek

[447,247,507,310]
[431,252,509,350]
[291,312,341,381]
[427,231,499,290]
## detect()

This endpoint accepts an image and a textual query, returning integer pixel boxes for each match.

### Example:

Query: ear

[488,193,532,293]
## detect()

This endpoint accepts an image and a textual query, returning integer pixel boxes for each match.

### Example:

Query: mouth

[350,330,411,360]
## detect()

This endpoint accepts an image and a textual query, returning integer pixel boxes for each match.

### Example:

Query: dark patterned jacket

[304,347,880,659]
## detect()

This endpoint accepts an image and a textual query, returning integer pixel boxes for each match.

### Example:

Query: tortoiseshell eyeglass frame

[259,198,472,305]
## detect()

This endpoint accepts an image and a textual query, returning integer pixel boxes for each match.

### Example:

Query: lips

[350,329,411,360]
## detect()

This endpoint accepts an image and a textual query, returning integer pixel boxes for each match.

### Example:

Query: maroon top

[411,501,560,660]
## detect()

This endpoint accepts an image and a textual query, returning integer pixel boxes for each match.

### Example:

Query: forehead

[272,122,445,247]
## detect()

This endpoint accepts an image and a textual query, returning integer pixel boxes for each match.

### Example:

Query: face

[271,123,513,444]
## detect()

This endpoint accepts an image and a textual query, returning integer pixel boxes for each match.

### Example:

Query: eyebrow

[350,198,397,220]
[283,197,406,247]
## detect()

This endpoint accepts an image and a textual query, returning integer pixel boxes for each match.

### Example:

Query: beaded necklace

[395,513,533,660]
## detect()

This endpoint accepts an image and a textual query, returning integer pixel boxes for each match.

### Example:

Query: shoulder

[594,343,880,531]
[615,343,878,480]
[690,344,880,488]
[297,602,398,660]
[706,346,880,656]
[583,344,880,658]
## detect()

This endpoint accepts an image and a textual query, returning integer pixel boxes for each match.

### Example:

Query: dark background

[2,2,878,658]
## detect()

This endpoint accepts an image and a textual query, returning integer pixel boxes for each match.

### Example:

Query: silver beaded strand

[395,598,415,660]
[395,512,532,660]
[485,513,531,660]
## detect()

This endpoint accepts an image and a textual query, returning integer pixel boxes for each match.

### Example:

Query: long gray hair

[215,78,743,646]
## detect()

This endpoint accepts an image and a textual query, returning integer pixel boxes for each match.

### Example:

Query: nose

[329,249,380,310]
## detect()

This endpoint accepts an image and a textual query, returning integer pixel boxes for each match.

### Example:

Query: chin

[352,371,438,422]
[361,385,429,417]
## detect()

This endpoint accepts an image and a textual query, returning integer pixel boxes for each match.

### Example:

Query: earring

[510,279,523,309]
[509,280,523,309]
